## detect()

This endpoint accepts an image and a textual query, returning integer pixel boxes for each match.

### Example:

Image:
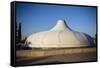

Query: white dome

[25,20,94,48]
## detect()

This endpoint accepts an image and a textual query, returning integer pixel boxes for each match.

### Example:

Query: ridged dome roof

[25,20,94,48]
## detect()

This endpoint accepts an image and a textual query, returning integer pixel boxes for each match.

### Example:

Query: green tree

[18,22,22,42]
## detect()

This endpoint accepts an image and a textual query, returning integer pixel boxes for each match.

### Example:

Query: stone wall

[16,48,96,58]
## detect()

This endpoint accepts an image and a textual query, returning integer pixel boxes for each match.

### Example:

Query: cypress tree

[15,22,18,43]
[18,22,22,42]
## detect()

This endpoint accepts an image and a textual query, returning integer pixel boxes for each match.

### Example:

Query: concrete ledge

[16,47,96,58]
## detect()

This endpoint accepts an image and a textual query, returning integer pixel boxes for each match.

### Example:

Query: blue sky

[16,3,97,37]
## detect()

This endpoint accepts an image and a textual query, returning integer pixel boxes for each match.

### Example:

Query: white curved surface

[26,20,94,48]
